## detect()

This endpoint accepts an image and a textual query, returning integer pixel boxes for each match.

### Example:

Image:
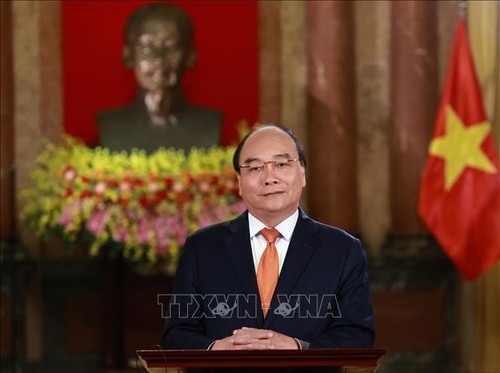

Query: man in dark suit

[161,124,375,350]
[97,3,222,153]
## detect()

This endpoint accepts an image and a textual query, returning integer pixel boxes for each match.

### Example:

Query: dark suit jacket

[161,208,375,349]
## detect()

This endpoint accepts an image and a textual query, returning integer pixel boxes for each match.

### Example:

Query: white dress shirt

[248,210,299,273]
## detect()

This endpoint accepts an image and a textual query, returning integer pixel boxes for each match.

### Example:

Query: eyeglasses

[239,159,300,175]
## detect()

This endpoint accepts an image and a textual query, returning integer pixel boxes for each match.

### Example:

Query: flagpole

[457,0,467,18]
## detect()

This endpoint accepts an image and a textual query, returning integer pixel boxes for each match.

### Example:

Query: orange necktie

[257,228,280,317]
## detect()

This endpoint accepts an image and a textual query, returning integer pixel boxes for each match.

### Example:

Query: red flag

[419,18,500,281]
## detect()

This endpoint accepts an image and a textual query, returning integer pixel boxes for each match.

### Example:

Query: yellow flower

[21,135,246,275]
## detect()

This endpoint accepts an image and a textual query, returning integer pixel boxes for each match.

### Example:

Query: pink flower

[94,181,106,195]
[137,215,152,244]
[224,179,235,191]
[230,200,247,215]
[120,181,131,193]
[63,167,77,182]
[151,213,189,255]
[172,180,184,193]
[58,200,82,226]
[196,208,214,228]
[113,223,129,243]
[194,200,245,231]
[199,181,210,193]
[147,182,159,193]
[86,209,110,236]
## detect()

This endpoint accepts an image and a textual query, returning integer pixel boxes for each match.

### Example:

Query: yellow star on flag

[429,105,497,190]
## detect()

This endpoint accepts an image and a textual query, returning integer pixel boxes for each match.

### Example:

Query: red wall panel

[62,0,258,147]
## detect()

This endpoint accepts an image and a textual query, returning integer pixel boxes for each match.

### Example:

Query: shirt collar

[248,209,299,241]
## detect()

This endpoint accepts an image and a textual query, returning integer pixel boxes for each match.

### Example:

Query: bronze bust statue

[96,3,222,153]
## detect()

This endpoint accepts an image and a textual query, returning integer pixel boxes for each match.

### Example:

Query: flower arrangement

[21,136,246,275]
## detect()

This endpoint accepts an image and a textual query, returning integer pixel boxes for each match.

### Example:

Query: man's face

[237,128,306,224]
[130,17,188,93]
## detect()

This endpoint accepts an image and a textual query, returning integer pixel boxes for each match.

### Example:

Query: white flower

[94,181,106,195]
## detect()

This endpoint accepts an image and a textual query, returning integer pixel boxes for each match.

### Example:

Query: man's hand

[211,327,299,350]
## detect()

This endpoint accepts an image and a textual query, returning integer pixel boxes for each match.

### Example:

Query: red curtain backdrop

[62,0,258,147]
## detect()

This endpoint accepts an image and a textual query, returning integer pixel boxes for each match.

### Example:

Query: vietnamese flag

[418,18,500,281]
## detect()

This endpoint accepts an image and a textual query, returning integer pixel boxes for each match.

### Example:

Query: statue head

[122,3,197,95]
[96,3,223,148]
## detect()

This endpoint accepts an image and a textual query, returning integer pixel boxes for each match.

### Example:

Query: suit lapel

[264,209,321,327]
[224,212,263,325]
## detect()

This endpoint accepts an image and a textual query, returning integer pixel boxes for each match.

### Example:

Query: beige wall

[11,1,63,361]
[462,2,500,372]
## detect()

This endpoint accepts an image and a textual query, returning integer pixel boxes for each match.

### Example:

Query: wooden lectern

[136,349,387,373]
